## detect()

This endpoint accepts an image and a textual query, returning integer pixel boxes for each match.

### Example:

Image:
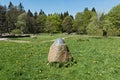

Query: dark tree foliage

[0,5,7,34]
[63,11,69,19]
[8,1,14,9]
[6,2,19,33]
[26,10,37,33]
[34,11,38,19]
[103,30,107,36]
[27,9,33,17]
[91,7,96,13]
[39,9,45,15]
[60,13,64,20]
[84,7,89,12]
[18,3,25,13]
[70,15,74,19]
[37,10,47,33]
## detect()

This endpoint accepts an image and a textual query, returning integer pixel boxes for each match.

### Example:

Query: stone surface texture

[48,38,72,62]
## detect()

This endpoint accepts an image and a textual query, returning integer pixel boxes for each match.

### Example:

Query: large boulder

[48,38,72,62]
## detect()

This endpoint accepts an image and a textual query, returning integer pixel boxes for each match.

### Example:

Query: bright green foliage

[62,16,73,33]
[86,14,100,35]
[86,12,103,36]
[0,34,120,80]
[73,12,83,33]
[82,8,93,34]
[107,4,120,35]
[45,14,62,33]
[73,9,93,34]
[11,29,22,34]
[15,13,27,33]
[103,16,118,36]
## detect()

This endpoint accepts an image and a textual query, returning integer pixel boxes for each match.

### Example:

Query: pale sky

[0,0,120,16]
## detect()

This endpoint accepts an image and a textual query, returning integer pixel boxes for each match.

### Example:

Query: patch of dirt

[0,38,9,41]
[0,38,30,43]
[8,40,30,43]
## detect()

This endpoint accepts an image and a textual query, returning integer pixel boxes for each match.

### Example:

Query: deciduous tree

[45,14,62,33]
[15,13,28,33]
[62,16,73,33]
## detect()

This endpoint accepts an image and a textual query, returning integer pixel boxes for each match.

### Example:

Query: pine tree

[0,5,6,34]
[8,2,14,9]
[27,9,33,17]
[37,10,47,33]
[34,11,38,19]
[63,11,69,19]
[91,7,96,13]
[6,2,18,33]
[18,3,24,13]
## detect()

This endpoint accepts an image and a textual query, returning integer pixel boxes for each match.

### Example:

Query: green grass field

[0,34,120,80]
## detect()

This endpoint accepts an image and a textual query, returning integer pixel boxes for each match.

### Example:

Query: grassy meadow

[0,34,120,80]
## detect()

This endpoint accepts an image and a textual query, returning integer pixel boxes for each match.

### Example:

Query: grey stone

[48,38,72,62]
[54,38,65,45]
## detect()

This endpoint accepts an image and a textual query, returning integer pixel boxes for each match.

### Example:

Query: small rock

[48,38,72,62]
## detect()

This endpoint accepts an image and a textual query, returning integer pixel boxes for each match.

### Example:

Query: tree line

[0,2,120,36]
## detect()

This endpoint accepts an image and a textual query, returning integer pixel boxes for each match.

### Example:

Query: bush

[11,29,23,34]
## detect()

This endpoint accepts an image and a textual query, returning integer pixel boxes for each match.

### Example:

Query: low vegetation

[0,34,120,80]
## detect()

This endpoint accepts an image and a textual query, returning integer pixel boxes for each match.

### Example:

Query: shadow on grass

[0,65,3,71]
[48,60,77,68]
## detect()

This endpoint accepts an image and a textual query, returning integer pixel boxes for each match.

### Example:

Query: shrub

[11,29,23,34]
